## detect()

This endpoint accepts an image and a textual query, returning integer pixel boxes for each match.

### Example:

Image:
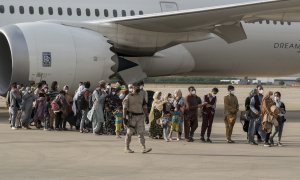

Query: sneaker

[277,142,283,147]
[264,143,271,147]
[11,127,17,130]
[206,138,212,143]
[124,148,134,153]
[176,138,180,141]
[200,137,206,142]
[227,140,235,143]
[142,148,152,154]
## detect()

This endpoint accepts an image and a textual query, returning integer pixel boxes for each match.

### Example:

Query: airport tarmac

[0,86,300,180]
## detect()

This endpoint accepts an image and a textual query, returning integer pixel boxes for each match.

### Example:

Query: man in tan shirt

[123,82,151,153]
[224,85,239,143]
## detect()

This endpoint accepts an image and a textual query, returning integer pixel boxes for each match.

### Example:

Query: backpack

[51,101,60,111]
[77,90,90,111]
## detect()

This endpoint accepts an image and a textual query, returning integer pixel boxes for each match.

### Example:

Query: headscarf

[72,84,85,115]
[249,88,256,98]
[149,91,163,122]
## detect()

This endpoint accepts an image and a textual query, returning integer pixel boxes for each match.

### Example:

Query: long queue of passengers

[6,80,286,153]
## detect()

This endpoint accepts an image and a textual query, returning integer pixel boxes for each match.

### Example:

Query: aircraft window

[130,10,135,16]
[48,7,53,15]
[39,7,44,15]
[288,22,291,25]
[95,9,100,17]
[258,20,262,24]
[104,9,109,17]
[121,10,126,17]
[113,9,117,17]
[77,8,81,16]
[19,6,24,14]
[280,21,284,25]
[9,5,15,14]
[266,20,270,24]
[29,6,34,15]
[0,5,4,13]
[86,8,91,16]
[58,7,63,15]
[139,11,143,15]
[67,8,72,16]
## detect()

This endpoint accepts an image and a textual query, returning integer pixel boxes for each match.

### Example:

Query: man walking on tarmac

[123,82,152,153]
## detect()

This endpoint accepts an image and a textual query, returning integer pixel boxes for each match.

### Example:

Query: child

[169,104,181,141]
[161,93,173,142]
[114,106,123,138]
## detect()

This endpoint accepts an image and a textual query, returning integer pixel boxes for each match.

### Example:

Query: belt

[129,112,144,116]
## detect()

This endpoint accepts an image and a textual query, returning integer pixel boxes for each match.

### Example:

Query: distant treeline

[144,76,236,84]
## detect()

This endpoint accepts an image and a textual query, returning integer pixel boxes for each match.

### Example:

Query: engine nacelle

[0,22,114,95]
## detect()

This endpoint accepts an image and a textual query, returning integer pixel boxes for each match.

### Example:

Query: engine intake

[0,22,115,95]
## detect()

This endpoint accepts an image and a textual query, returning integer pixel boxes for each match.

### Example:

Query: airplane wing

[50,0,300,56]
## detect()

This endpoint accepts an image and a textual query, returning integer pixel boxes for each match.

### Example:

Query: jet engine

[0,22,115,95]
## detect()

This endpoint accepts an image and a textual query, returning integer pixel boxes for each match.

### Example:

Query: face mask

[191,90,196,95]
[274,97,279,101]
[259,90,264,94]
[140,85,144,89]
[230,91,235,95]
[112,92,116,95]
[212,94,216,97]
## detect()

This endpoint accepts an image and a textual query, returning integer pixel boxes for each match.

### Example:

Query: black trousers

[55,111,63,129]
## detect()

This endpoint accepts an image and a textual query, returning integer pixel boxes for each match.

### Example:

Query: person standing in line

[89,81,107,135]
[47,81,60,130]
[255,85,265,142]
[201,87,219,143]
[169,104,182,141]
[184,86,201,142]
[114,106,123,138]
[161,93,174,142]
[261,91,277,147]
[270,91,286,146]
[20,87,36,129]
[148,91,164,139]
[9,83,22,130]
[173,89,185,139]
[248,89,261,145]
[123,82,151,153]
[224,85,239,143]
[78,82,91,133]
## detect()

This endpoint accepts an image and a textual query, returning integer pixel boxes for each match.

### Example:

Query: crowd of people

[5,80,286,153]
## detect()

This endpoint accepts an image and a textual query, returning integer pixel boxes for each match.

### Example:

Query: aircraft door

[160,1,178,12]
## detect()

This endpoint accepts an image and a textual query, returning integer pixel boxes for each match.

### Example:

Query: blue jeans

[163,124,170,141]
[248,118,256,142]
[255,118,266,141]
[80,110,88,131]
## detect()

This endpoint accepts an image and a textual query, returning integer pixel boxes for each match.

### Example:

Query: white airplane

[1,0,300,94]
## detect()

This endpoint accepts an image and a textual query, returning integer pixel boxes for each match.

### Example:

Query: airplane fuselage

[0,0,299,94]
